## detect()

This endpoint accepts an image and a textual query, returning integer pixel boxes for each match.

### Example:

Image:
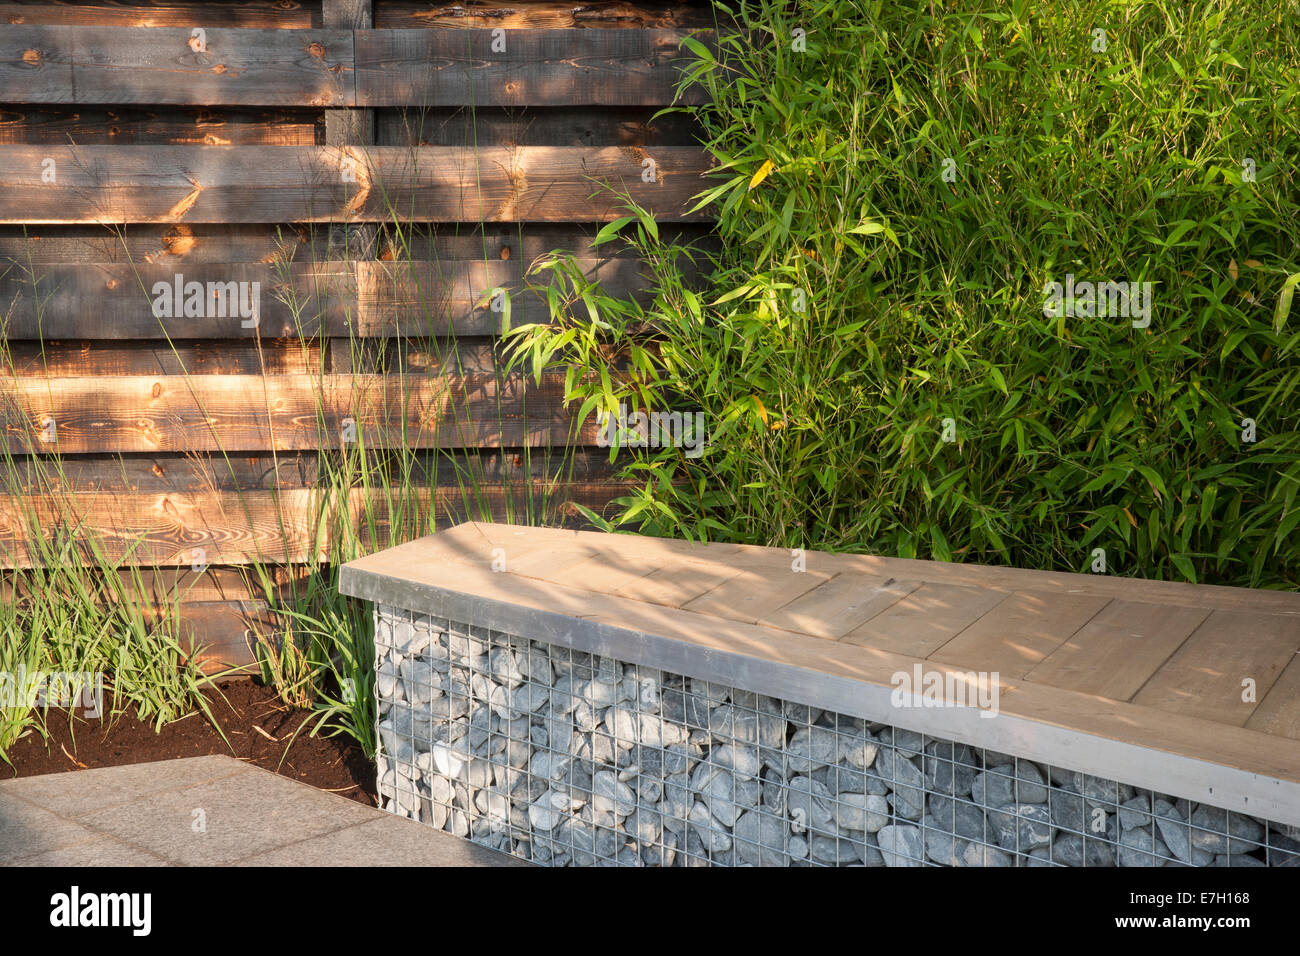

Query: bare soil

[1,679,378,807]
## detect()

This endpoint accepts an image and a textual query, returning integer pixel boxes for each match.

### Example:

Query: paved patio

[0,755,526,866]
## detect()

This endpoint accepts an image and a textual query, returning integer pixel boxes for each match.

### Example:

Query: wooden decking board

[532,552,666,596]
[929,590,1111,678]
[838,582,1010,657]
[1022,600,1211,701]
[681,567,832,624]
[611,557,747,609]
[429,521,608,579]
[811,549,1300,617]
[492,525,746,567]
[1245,655,1300,741]
[500,544,607,580]
[758,572,920,640]
[1132,609,1300,725]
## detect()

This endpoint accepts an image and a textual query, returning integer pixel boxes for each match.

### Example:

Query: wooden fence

[0,0,719,667]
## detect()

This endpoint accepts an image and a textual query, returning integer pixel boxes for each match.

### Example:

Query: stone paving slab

[0,755,527,867]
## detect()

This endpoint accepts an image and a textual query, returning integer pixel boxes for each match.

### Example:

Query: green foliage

[0,521,226,762]
[505,0,1300,588]
[0,217,582,762]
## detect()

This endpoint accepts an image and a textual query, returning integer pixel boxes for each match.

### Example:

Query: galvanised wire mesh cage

[374,605,1300,867]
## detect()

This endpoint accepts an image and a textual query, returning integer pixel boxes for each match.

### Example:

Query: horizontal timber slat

[1,340,333,376]
[0,257,664,339]
[376,106,702,149]
[0,483,628,567]
[0,223,716,266]
[0,564,297,605]
[375,1,716,30]
[0,260,351,339]
[0,372,598,453]
[0,2,314,29]
[0,27,711,107]
[0,106,322,146]
[354,29,708,107]
[0,26,354,106]
[1,448,619,493]
[0,145,713,223]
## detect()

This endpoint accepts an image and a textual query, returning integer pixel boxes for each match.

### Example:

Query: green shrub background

[507,0,1300,588]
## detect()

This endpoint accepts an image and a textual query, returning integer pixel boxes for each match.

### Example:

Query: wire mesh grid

[373,604,1300,867]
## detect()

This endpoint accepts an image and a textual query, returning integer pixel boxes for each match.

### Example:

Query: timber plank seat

[341,522,1300,827]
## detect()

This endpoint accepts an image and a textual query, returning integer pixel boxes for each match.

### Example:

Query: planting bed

[1,680,378,807]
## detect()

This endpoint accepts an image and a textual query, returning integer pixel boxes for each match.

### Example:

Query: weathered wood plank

[0,146,713,223]
[324,0,376,268]
[0,481,627,567]
[0,335,621,378]
[355,29,708,107]
[0,564,294,605]
[838,582,1010,657]
[0,372,596,453]
[0,26,711,108]
[0,26,354,106]
[758,572,920,640]
[323,0,374,138]
[1,340,328,376]
[375,1,716,30]
[0,1,313,29]
[386,223,717,263]
[1131,609,1300,725]
[0,447,618,494]
[356,256,663,336]
[1245,654,1300,740]
[929,590,1111,678]
[611,555,744,608]
[1022,600,1211,701]
[172,599,277,672]
[0,260,353,339]
[0,224,330,264]
[2,452,319,493]
[0,256,666,339]
[378,106,702,148]
[0,106,320,146]
[682,565,832,624]
[0,222,715,265]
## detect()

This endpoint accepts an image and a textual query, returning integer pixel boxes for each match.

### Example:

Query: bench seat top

[342,522,1300,826]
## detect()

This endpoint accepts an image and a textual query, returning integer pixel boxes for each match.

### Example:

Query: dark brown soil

[0,679,378,807]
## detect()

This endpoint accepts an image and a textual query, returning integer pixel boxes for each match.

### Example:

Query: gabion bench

[341,522,1300,867]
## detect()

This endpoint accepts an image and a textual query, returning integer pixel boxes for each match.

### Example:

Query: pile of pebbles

[373,607,1300,867]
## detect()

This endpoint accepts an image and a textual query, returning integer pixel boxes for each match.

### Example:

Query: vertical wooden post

[323,0,376,371]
